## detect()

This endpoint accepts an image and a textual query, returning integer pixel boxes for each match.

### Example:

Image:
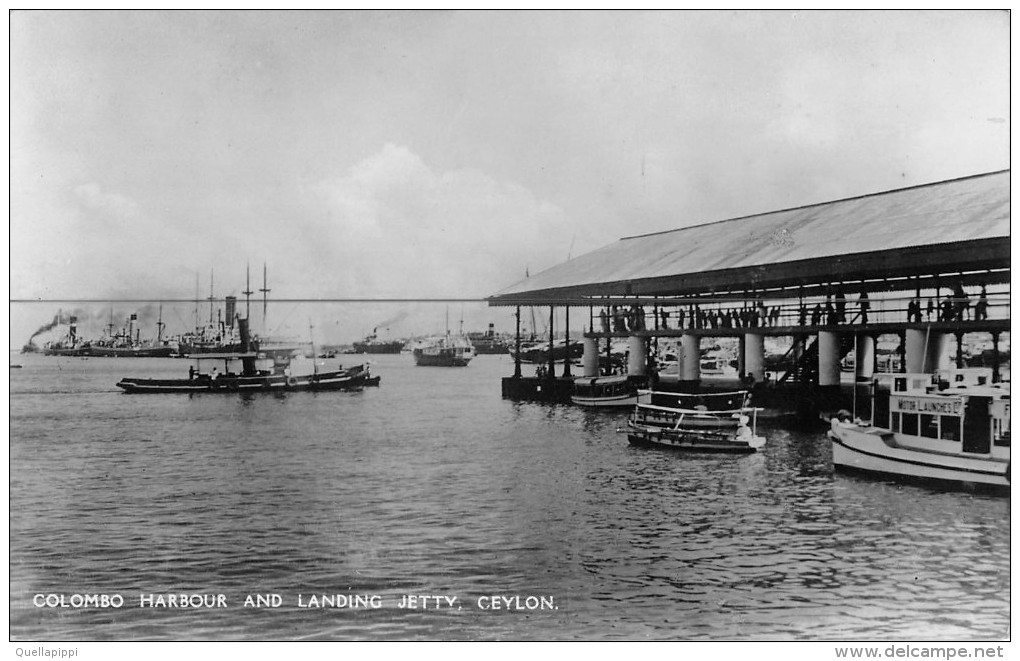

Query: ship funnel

[225,296,237,328]
[238,316,252,352]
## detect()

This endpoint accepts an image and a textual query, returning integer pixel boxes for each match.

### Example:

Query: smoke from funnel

[26,307,92,344]
[374,311,409,329]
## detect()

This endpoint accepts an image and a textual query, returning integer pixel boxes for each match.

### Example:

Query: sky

[8,10,1010,346]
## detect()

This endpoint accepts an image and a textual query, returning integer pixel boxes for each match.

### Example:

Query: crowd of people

[594,283,992,333]
[906,284,990,323]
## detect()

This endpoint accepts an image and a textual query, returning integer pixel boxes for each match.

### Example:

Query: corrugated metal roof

[491,170,1009,300]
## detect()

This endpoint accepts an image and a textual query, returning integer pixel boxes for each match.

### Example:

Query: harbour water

[9,352,1009,641]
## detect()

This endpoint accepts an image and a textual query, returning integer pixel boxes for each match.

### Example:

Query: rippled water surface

[9,353,1010,640]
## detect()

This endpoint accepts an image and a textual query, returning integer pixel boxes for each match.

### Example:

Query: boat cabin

[572,375,635,399]
[191,352,275,378]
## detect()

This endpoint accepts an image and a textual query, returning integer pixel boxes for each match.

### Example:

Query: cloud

[310,143,579,298]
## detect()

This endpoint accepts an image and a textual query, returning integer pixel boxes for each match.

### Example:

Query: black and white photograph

[8,9,1011,654]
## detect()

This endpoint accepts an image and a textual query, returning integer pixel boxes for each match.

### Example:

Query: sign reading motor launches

[892,395,965,417]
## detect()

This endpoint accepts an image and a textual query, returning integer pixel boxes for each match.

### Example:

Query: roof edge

[620,169,1011,242]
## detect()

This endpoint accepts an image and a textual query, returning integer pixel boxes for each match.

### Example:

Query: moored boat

[827,370,1010,493]
[624,390,766,452]
[571,374,649,408]
[509,338,584,364]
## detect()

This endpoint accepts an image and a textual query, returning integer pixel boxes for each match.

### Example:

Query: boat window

[919,414,939,439]
[901,413,919,436]
[894,377,907,392]
[940,417,961,442]
[890,412,901,433]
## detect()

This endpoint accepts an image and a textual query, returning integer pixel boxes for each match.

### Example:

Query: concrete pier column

[581,337,598,377]
[926,332,949,373]
[906,329,947,373]
[905,329,927,373]
[818,331,842,386]
[745,333,765,382]
[992,333,1001,383]
[680,333,701,381]
[855,334,875,381]
[627,336,648,376]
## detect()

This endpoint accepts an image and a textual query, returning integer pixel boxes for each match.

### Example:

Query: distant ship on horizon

[352,328,404,354]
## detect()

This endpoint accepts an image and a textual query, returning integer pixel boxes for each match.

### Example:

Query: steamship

[352,328,404,354]
[42,313,174,357]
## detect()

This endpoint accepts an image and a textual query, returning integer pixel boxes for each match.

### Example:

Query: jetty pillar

[818,331,842,386]
[906,329,948,373]
[581,337,598,377]
[680,333,700,381]
[514,306,522,377]
[547,307,556,380]
[745,333,765,382]
[627,336,647,376]
[926,332,949,373]
[562,306,572,377]
[992,332,1001,382]
[737,335,746,376]
[855,334,875,381]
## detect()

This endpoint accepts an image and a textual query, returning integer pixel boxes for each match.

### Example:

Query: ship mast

[194,272,200,332]
[259,262,271,336]
[242,263,253,323]
[207,269,215,324]
[157,303,165,344]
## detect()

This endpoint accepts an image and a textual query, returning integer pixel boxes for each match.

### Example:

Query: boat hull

[117,369,371,394]
[571,393,641,407]
[413,351,472,367]
[828,421,1009,493]
[87,346,176,358]
[626,425,763,453]
[352,342,404,354]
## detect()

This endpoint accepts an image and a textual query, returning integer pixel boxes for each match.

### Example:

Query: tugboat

[117,316,376,393]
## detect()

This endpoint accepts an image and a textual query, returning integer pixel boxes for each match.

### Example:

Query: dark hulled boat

[117,317,377,394]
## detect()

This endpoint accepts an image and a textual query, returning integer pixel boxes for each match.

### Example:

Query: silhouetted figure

[835,288,847,324]
[975,286,989,321]
[859,291,870,325]
[926,298,934,320]
[825,296,836,325]
[952,283,970,321]
[907,298,920,324]
[940,296,953,322]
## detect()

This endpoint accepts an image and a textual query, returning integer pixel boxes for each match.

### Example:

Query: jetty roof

[488,170,1010,305]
